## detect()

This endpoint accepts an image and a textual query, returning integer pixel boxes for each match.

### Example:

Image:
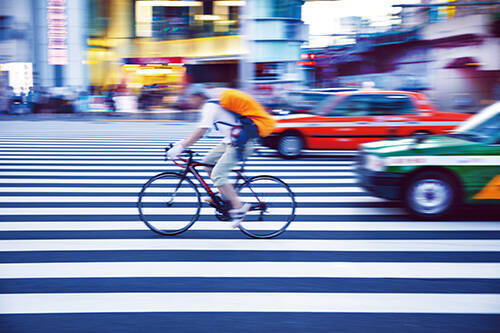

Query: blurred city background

[0,0,499,117]
[1,2,500,331]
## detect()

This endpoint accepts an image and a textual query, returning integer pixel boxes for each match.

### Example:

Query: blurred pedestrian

[27,87,34,113]
[6,86,15,113]
[106,87,116,113]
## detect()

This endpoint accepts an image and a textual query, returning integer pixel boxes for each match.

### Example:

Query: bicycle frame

[168,149,266,218]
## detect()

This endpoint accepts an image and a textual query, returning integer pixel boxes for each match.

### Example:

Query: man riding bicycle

[167,84,257,227]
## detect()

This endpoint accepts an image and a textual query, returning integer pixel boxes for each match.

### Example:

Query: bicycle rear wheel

[137,172,201,235]
[236,175,296,239]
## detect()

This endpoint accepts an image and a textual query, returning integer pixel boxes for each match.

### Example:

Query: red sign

[47,0,68,65]
[124,57,184,65]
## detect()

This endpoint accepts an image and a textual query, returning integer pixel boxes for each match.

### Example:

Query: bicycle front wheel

[236,175,296,239]
[137,172,201,235]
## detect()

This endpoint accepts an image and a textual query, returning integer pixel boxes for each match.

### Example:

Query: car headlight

[365,154,387,172]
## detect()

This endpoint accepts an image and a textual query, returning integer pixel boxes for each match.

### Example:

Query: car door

[366,94,420,139]
[310,94,373,150]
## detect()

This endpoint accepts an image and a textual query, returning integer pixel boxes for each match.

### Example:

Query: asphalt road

[0,119,499,333]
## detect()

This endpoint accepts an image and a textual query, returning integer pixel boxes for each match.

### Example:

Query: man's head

[187,83,209,109]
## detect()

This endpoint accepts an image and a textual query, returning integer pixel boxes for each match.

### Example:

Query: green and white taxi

[357,102,500,219]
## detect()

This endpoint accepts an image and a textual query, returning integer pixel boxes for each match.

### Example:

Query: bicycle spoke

[236,176,296,238]
[138,172,201,235]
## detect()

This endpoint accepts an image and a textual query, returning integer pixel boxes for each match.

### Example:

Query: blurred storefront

[87,0,245,92]
[87,0,307,107]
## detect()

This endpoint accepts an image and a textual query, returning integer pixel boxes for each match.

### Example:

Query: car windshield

[309,95,342,115]
[451,102,500,142]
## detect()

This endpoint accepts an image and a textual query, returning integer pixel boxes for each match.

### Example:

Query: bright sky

[302,0,421,47]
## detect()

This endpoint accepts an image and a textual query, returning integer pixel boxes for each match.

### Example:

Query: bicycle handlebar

[165,143,199,165]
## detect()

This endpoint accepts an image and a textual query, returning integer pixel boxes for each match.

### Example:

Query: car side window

[368,95,416,116]
[328,95,371,117]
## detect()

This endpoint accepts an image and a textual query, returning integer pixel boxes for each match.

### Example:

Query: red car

[262,90,471,158]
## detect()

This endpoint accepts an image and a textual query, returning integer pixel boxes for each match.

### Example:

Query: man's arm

[181,127,208,148]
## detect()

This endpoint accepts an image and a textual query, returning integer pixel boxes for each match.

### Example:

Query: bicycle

[137,145,296,239]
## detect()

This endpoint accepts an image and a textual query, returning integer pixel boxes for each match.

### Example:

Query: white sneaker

[229,202,250,228]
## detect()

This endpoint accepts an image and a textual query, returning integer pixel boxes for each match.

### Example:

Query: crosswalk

[0,121,499,332]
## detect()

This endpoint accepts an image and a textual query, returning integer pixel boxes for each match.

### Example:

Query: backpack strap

[213,120,238,131]
[206,99,239,131]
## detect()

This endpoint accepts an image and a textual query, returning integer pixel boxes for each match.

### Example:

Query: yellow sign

[474,175,500,200]
[447,0,456,20]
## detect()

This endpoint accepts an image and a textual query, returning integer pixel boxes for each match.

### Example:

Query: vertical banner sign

[47,0,68,65]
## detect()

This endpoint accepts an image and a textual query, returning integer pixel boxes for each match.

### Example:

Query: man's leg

[211,140,255,210]
[217,183,242,209]
[211,147,241,209]
[201,143,225,180]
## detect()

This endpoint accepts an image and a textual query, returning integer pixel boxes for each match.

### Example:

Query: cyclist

[167,84,255,227]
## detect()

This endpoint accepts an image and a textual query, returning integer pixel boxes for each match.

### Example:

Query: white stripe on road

[0,164,354,171]
[0,138,210,142]
[0,150,357,156]
[0,186,365,193]
[1,239,498,252]
[0,221,497,231]
[0,171,355,177]
[0,140,206,144]
[1,262,500,279]
[0,195,384,203]
[0,148,190,152]
[0,178,358,184]
[1,292,499,314]
[0,157,355,164]
[0,147,353,154]
[0,142,221,150]
[0,151,186,156]
[0,206,403,215]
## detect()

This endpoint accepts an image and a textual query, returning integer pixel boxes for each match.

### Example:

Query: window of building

[152,6,190,40]
[273,0,301,19]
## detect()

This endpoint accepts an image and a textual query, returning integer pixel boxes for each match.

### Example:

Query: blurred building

[0,0,34,96]
[302,0,500,113]
[239,0,308,103]
[1,0,308,110]
[0,0,89,96]
[88,0,307,100]
[88,0,244,91]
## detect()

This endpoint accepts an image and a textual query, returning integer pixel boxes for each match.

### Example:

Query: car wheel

[404,171,459,219]
[278,134,303,159]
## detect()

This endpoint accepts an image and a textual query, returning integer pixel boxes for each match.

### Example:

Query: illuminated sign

[124,57,184,65]
[47,0,68,65]
[297,61,316,66]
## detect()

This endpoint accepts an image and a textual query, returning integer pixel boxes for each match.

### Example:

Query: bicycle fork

[166,174,185,207]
